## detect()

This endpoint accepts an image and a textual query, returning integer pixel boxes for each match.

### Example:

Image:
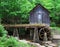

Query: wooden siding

[29,4,50,25]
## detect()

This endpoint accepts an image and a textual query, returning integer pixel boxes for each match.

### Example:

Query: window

[37,13,42,23]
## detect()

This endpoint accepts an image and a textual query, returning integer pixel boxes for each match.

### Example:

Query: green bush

[50,22,56,27]
[0,25,7,37]
[0,36,35,47]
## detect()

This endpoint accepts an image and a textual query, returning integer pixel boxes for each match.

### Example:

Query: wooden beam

[3,24,48,28]
[13,28,19,39]
[33,27,39,42]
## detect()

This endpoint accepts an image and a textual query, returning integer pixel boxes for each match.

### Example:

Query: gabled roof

[29,4,50,14]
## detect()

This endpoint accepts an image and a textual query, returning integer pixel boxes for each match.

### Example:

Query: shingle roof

[29,3,50,14]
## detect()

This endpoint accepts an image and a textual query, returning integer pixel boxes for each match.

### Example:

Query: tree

[0,0,60,26]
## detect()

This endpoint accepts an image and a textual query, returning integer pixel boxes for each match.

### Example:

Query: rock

[28,42,45,47]
[43,41,52,44]
[48,43,57,47]
[19,39,45,47]
[43,41,57,47]
[19,40,57,47]
[19,39,29,43]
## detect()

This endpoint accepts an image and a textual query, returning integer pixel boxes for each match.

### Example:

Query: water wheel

[38,27,52,41]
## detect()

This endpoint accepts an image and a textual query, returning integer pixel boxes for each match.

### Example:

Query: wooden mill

[3,4,52,43]
[29,4,51,42]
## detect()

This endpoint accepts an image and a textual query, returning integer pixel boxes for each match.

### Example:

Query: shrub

[50,22,56,27]
[0,25,7,37]
[0,36,35,47]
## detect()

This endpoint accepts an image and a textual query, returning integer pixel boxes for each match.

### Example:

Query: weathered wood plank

[33,27,39,42]
[3,24,48,28]
[13,28,19,39]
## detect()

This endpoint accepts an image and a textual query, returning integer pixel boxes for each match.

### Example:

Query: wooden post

[33,27,39,42]
[13,28,19,39]
[30,30,33,40]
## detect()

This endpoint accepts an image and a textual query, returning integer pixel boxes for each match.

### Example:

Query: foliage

[51,27,60,31]
[50,22,56,27]
[0,25,7,37]
[50,27,60,35]
[0,0,60,26]
[0,36,35,47]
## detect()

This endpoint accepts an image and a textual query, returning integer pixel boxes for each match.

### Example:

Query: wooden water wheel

[38,27,52,41]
